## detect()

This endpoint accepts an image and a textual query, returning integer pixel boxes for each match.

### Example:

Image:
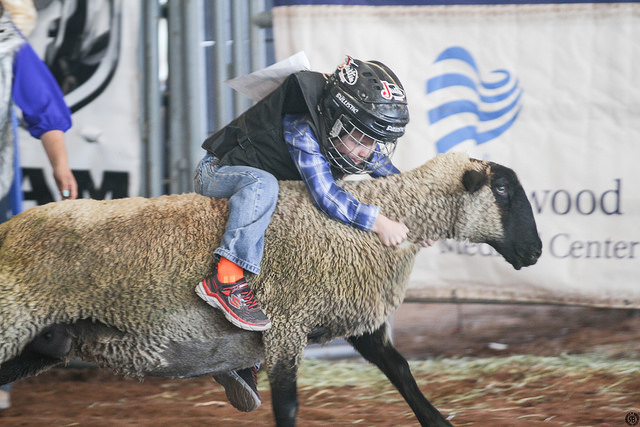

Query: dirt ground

[2,303,640,426]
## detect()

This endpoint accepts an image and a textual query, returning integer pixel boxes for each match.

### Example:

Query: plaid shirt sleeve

[369,151,401,178]
[283,114,387,232]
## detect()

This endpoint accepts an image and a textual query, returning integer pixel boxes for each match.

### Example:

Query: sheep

[0,152,542,426]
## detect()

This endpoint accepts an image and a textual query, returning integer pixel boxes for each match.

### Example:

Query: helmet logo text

[386,125,405,133]
[338,57,359,85]
[335,92,359,115]
[380,81,405,100]
[337,56,354,69]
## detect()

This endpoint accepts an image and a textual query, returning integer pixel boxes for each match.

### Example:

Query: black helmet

[320,56,409,174]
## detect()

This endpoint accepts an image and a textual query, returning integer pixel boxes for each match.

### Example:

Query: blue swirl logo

[427,46,523,153]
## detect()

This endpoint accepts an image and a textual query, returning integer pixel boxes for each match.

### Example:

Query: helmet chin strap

[329,119,343,139]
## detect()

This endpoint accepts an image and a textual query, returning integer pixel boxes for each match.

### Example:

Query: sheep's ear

[462,169,488,193]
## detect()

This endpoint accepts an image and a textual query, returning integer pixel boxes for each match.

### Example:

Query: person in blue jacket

[0,2,77,410]
[193,55,410,412]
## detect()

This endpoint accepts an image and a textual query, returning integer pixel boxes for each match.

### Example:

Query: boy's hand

[372,214,409,247]
[421,239,438,248]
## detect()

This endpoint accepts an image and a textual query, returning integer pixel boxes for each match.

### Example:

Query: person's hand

[372,214,409,247]
[420,238,438,248]
[53,166,78,200]
[40,130,77,200]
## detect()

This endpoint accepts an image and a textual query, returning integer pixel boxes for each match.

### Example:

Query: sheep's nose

[524,247,542,266]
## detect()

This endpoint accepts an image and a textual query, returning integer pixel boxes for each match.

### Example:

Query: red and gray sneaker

[196,270,271,331]
[213,365,261,412]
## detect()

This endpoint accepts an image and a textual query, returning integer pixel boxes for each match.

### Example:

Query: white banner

[18,0,140,207]
[273,2,640,308]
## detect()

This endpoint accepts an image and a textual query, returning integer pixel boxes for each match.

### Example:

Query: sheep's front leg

[268,355,299,426]
[347,323,452,427]
[263,328,305,427]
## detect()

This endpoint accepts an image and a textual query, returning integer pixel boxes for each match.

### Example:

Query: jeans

[194,153,279,275]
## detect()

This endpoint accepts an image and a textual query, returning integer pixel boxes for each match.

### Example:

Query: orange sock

[217,257,244,284]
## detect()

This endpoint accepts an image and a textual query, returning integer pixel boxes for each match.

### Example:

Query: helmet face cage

[325,114,396,175]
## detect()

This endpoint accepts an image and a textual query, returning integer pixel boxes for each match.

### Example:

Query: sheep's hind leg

[0,350,62,385]
[0,324,72,385]
[347,323,452,427]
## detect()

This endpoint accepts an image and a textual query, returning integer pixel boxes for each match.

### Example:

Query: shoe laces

[233,280,260,311]
[250,364,259,383]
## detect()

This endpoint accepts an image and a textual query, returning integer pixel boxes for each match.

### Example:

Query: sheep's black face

[485,164,542,270]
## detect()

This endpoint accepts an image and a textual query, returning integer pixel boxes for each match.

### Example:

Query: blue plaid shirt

[283,114,400,232]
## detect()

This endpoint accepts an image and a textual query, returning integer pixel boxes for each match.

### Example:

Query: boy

[195,56,409,328]
[193,56,409,411]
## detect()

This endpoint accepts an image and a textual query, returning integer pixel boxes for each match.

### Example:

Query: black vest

[201,71,332,181]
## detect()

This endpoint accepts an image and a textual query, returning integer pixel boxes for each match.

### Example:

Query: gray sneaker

[213,365,261,412]
[196,270,271,331]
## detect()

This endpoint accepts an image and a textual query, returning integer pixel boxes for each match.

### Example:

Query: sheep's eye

[496,185,507,196]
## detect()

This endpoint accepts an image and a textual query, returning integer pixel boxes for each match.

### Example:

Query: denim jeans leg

[194,154,279,274]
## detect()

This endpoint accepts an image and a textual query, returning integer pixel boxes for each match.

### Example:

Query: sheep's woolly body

[0,152,499,377]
